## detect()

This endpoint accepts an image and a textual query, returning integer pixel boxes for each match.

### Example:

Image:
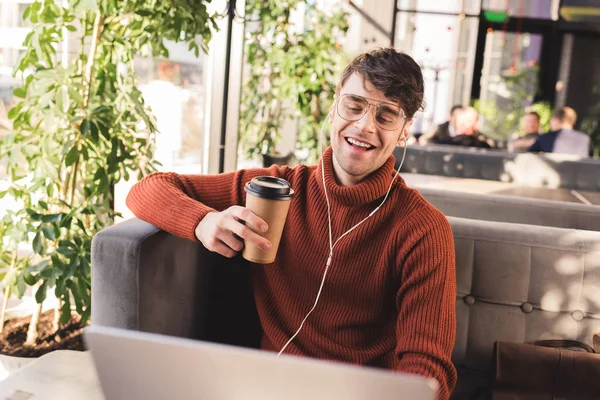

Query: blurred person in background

[420,105,462,144]
[509,111,541,152]
[438,107,492,149]
[549,114,561,131]
[528,107,590,157]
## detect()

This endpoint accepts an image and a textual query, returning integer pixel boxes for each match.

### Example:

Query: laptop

[85,325,438,400]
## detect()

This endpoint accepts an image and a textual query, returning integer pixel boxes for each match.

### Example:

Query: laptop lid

[85,325,438,400]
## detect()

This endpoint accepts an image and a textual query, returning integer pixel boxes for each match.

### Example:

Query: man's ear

[397,119,413,145]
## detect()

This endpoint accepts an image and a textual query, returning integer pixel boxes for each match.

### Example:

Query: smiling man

[126,48,457,400]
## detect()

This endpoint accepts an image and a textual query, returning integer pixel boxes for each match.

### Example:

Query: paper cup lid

[244,176,295,200]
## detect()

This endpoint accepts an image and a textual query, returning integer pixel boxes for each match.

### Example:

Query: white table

[0,351,103,400]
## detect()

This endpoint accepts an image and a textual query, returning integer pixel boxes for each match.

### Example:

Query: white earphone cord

[276,117,408,357]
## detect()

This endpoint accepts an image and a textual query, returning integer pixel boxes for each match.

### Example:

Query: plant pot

[0,354,34,382]
[0,311,86,358]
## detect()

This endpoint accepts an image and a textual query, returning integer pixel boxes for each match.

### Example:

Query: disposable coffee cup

[242,176,295,264]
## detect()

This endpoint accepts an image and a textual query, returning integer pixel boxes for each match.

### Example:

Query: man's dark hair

[336,48,425,119]
[450,105,463,115]
[525,111,540,121]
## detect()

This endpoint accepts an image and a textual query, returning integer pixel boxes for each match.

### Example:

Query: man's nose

[354,106,377,132]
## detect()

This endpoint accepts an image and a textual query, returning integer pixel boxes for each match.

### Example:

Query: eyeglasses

[336,94,406,131]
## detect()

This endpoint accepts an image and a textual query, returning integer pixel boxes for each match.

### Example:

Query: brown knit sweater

[126,147,457,399]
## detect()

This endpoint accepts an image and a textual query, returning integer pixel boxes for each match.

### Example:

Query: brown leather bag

[491,340,600,400]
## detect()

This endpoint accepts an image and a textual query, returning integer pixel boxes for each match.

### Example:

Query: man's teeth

[347,138,373,149]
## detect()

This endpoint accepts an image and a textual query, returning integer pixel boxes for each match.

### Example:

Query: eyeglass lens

[337,94,404,130]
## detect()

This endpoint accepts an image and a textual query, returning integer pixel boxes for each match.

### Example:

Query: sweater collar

[316,147,403,206]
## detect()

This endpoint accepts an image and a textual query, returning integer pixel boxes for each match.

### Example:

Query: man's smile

[345,136,375,150]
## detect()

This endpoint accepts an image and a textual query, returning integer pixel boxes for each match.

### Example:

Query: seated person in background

[438,107,492,149]
[126,48,457,400]
[549,114,561,131]
[509,111,541,152]
[420,105,462,144]
[528,107,590,157]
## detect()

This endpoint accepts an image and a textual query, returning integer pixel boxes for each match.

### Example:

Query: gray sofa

[91,217,600,399]
[395,144,600,192]
[418,187,600,231]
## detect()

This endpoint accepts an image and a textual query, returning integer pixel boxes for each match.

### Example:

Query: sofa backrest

[395,145,600,192]
[420,187,600,231]
[448,216,600,377]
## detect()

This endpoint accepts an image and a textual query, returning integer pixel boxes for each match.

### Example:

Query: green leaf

[41,213,62,223]
[71,282,84,313]
[13,87,26,98]
[22,5,31,20]
[35,280,48,304]
[38,200,48,210]
[58,240,77,250]
[65,145,79,167]
[26,208,40,219]
[93,167,105,181]
[56,85,70,113]
[80,119,90,135]
[57,246,76,257]
[41,225,55,240]
[60,215,72,228]
[60,295,71,325]
[55,279,66,298]
[15,275,27,298]
[32,231,43,254]
[26,259,49,273]
[63,256,79,279]
[7,106,19,120]
[24,273,41,286]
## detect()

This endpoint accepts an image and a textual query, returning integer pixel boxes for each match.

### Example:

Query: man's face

[523,114,540,135]
[329,73,410,186]
[449,108,461,129]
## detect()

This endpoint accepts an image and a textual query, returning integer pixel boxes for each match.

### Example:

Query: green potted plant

[239,0,348,166]
[473,65,552,140]
[0,0,216,356]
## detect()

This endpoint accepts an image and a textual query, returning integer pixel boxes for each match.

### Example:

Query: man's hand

[195,206,271,258]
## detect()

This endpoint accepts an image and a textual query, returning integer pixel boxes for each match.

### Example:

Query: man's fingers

[211,240,238,258]
[223,216,271,251]
[220,231,244,253]
[229,206,268,233]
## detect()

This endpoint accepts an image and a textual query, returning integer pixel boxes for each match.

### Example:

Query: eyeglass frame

[335,93,407,131]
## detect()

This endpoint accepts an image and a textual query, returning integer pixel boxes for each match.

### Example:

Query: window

[394,11,479,133]
[482,0,558,20]
[397,0,481,15]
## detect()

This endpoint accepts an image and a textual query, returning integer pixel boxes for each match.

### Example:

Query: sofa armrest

[91,218,260,347]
